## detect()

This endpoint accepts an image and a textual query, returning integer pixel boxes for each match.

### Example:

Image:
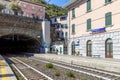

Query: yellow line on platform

[0,59,10,80]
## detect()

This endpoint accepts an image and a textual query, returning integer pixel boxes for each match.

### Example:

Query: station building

[64,0,120,59]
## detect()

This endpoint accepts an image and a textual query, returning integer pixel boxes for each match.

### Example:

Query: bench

[92,54,101,58]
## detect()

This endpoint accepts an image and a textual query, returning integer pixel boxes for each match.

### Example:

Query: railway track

[6,56,53,80]
[29,57,120,80]
[6,55,120,80]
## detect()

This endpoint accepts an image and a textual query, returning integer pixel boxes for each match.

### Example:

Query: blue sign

[44,44,49,48]
[75,44,80,46]
[92,27,106,34]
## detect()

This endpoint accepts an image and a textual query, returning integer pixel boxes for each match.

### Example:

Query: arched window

[105,38,113,58]
[87,40,92,57]
[71,41,75,55]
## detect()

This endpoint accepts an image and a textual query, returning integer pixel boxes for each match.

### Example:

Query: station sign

[91,27,106,34]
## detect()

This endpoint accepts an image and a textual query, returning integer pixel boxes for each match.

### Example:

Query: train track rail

[6,55,120,80]
[6,56,53,80]
[29,57,120,80]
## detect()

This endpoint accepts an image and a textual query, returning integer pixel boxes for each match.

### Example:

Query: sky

[45,0,70,7]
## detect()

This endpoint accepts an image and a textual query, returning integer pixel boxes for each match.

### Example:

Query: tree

[8,3,22,15]
[31,0,67,18]
[0,3,5,11]
[31,0,46,4]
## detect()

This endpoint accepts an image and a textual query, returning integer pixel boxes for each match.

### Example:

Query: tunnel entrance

[0,34,41,54]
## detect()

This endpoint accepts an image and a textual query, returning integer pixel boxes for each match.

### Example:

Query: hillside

[7,0,67,18]
[31,0,67,18]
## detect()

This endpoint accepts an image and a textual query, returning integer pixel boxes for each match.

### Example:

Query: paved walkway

[33,54,120,73]
[0,55,17,80]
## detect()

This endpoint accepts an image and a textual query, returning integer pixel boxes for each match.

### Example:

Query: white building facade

[51,15,68,39]
[64,0,120,59]
[50,15,68,55]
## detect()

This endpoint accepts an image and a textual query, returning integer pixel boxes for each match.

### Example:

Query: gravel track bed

[10,58,47,80]
[17,57,101,80]
[33,57,120,80]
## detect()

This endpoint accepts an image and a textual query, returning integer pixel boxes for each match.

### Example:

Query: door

[71,41,75,55]
[105,38,113,58]
[87,40,92,57]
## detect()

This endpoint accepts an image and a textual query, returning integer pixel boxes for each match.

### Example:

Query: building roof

[19,0,45,7]
[50,15,67,19]
[63,0,82,10]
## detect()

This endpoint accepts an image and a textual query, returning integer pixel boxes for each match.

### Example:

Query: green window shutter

[62,32,64,36]
[105,0,111,3]
[105,12,112,26]
[72,8,75,18]
[87,19,91,30]
[65,24,68,28]
[65,32,68,38]
[61,24,64,28]
[87,0,91,12]
[72,24,75,34]
[105,0,108,3]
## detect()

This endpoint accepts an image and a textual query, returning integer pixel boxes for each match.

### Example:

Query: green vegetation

[46,63,54,68]
[0,3,5,11]
[55,70,60,76]
[8,4,22,15]
[31,0,46,4]
[8,0,67,18]
[66,72,75,78]
[31,0,67,18]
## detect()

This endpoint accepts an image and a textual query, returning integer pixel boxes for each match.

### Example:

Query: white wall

[41,20,51,53]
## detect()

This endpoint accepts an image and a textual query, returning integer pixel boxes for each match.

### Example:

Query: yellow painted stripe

[0,59,10,80]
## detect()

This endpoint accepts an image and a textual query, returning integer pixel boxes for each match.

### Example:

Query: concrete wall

[34,54,120,73]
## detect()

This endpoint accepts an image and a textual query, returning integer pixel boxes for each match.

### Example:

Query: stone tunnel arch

[0,33,41,54]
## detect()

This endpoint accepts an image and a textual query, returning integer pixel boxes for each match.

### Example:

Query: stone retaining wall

[33,54,120,73]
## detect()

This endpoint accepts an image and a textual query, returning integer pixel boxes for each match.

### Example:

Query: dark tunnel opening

[0,34,41,54]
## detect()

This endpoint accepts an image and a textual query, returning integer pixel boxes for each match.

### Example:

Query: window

[61,24,64,28]
[87,18,91,30]
[32,6,35,10]
[60,16,67,21]
[72,24,75,34]
[57,25,59,28]
[72,8,75,18]
[62,32,64,36]
[39,8,43,12]
[23,4,27,8]
[54,18,57,22]
[105,0,111,4]
[65,24,68,29]
[65,32,68,38]
[105,12,112,26]
[87,0,91,12]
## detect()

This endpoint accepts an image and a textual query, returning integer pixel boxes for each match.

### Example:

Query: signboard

[75,44,80,46]
[91,27,106,34]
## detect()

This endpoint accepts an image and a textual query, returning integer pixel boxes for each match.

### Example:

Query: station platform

[0,55,17,80]
[33,54,120,73]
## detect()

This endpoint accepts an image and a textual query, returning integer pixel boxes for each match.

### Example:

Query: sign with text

[91,27,106,34]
